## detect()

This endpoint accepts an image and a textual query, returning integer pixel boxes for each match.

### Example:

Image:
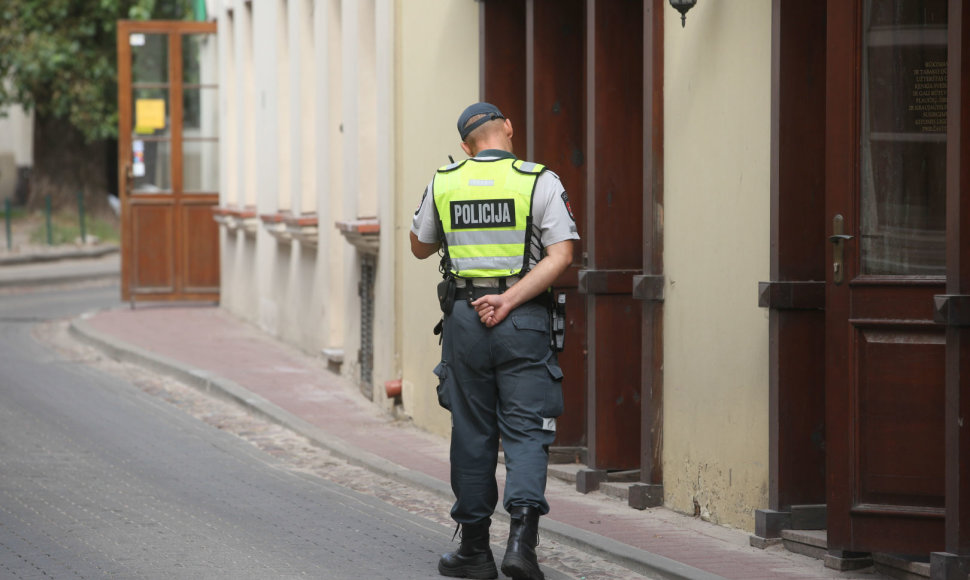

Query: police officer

[410,102,578,580]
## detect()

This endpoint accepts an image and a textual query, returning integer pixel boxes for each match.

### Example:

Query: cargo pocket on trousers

[542,354,565,419]
[433,361,452,411]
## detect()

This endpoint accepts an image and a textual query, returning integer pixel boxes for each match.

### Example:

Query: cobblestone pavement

[35,317,655,580]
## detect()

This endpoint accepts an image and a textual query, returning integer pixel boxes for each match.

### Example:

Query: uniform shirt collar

[474,149,516,161]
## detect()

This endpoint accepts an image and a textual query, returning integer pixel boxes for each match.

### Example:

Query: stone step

[780,529,827,561]
[872,553,930,580]
[779,529,929,579]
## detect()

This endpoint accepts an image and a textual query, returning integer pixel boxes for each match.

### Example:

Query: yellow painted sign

[135,98,166,134]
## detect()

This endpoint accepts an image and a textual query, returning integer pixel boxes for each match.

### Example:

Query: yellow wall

[662,0,771,530]
[396,0,480,436]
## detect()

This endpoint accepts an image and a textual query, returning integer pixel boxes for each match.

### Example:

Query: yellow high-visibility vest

[433,157,544,279]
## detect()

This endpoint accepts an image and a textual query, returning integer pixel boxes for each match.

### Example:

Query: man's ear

[504,118,514,139]
[460,141,473,157]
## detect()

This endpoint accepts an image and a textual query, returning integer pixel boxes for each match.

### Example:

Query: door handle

[125,162,134,195]
[830,214,853,285]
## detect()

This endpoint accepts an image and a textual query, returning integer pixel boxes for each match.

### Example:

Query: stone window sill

[260,212,319,246]
[335,218,379,256]
[286,213,318,247]
[260,212,292,244]
[213,205,259,235]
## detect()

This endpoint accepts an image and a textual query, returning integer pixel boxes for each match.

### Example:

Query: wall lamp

[669,0,697,28]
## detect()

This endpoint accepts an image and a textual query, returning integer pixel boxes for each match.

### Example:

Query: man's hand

[470,240,573,328]
[472,293,512,328]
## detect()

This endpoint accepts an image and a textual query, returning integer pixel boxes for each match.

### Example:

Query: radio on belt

[550,292,566,352]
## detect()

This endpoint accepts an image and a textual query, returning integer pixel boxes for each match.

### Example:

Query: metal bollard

[4,198,10,251]
[45,195,52,245]
[77,190,86,244]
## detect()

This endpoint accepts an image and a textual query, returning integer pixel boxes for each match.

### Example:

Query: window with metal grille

[357,254,376,399]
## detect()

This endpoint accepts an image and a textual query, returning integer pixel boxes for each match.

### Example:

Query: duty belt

[455,285,552,309]
[455,286,503,301]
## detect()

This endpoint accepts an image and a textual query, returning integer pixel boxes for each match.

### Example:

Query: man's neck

[474,148,515,159]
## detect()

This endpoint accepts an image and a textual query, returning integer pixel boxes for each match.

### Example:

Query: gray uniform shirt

[411,150,579,283]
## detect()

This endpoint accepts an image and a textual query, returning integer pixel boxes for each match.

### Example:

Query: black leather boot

[438,520,498,579]
[500,506,544,580]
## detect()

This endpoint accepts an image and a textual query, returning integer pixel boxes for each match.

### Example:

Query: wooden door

[117,21,220,302]
[482,0,590,452]
[532,0,588,451]
[480,0,644,469]
[826,0,947,555]
[581,0,643,471]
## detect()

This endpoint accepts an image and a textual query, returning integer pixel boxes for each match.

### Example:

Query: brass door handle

[830,215,853,285]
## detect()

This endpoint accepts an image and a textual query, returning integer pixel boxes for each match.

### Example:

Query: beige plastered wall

[662,0,771,531]
[395,0,480,437]
[216,0,479,434]
[216,0,343,363]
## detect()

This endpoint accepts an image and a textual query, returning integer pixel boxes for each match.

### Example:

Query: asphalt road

[0,283,467,579]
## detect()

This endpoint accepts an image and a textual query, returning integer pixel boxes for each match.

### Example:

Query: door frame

[932,0,970,575]
[117,19,220,302]
[756,0,828,543]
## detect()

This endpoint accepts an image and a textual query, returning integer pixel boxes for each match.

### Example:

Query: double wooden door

[117,21,220,302]
[826,0,948,554]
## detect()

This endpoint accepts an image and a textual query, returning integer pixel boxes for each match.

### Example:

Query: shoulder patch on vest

[512,160,545,175]
[437,159,467,173]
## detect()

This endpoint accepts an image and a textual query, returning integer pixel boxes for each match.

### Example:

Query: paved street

[0,280,652,579]
[0,283,454,579]
[0,266,899,580]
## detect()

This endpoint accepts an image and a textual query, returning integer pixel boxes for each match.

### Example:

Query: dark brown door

[825,0,947,554]
[532,0,589,452]
[479,0,644,470]
[481,0,590,452]
[117,20,220,302]
[581,0,643,471]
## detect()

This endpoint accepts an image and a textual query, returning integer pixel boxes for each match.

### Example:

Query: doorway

[117,20,220,302]
[825,0,947,555]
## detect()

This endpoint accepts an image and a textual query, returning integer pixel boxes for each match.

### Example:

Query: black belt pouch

[437,278,456,315]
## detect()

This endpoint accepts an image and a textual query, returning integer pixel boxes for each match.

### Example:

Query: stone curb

[0,269,120,289]
[69,312,726,580]
[0,244,120,266]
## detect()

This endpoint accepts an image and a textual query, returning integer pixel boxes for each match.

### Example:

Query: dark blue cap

[457,102,505,141]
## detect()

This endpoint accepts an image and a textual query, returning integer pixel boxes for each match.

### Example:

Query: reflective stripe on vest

[433,158,543,278]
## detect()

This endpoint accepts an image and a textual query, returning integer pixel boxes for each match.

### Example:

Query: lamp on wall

[669,0,697,28]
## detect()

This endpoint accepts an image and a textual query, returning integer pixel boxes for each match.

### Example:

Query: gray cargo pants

[433,296,565,524]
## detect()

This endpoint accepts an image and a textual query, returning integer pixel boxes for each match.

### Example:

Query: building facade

[212,0,475,434]
[210,0,970,576]
[0,100,32,204]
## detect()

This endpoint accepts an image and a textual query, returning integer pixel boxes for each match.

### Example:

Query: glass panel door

[181,33,219,193]
[861,0,948,275]
[130,32,173,194]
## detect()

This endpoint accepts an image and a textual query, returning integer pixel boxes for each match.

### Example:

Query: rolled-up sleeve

[534,171,580,248]
[411,180,440,244]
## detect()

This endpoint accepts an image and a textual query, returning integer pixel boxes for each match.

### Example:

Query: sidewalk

[61,301,891,580]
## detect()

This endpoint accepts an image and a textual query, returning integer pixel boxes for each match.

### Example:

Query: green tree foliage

[0,0,192,141]
[0,0,193,210]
